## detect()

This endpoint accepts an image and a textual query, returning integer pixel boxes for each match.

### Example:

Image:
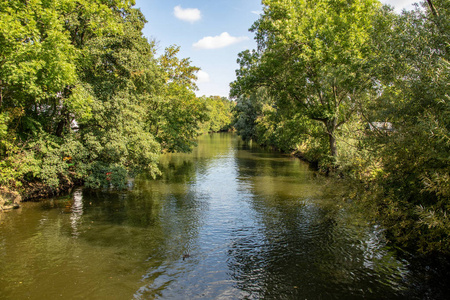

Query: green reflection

[0,133,446,299]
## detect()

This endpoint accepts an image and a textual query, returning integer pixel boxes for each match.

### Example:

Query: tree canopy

[231,0,380,158]
[0,0,233,194]
[231,0,450,254]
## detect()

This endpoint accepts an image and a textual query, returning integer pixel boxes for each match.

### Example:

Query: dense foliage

[0,0,233,196]
[199,96,235,133]
[231,0,449,254]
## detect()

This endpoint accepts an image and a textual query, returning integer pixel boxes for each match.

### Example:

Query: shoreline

[0,180,80,211]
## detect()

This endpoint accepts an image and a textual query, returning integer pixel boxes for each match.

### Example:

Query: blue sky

[135,0,418,98]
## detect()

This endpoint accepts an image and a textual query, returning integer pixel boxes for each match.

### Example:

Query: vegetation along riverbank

[0,1,234,204]
[1,0,449,257]
[231,0,449,255]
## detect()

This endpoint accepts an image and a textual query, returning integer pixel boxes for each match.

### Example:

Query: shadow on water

[222,142,406,299]
[226,198,408,299]
[1,133,450,299]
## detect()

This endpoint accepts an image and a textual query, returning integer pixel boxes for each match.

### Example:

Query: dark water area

[0,133,449,299]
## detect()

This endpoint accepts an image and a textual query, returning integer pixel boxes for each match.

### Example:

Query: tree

[363,0,450,253]
[231,0,381,160]
[146,46,207,153]
[158,45,200,91]
[75,6,163,188]
[199,96,234,133]
[0,1,164,191]
[0,0,78,133]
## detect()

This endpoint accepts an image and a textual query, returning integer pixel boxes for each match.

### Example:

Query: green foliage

[79,90,161,183]
[0,113,8,140]
[199,96,234,133]
[0,144,38,189]
[148,86,207,153]
[0,0,213,194]
[333,1,450,254]
[145,46,211,153]
[233,88,326,161]
[233,91,265,142]
[358,1,450,254]
[159,45,200,91]
[0,0,78,105]
[231,0,380,160]
[84,162,128,190]
[231,0,450,254]
[0,132,86,190]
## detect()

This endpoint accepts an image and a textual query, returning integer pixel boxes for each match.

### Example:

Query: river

[0,133,448,299]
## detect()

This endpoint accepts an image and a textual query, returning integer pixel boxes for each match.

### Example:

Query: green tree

[233,88,324,159]
[75,6,163,188]
[0,1,164,191]
[0,0,85,191]
[231,0,381,160]
[363,1,450,253]
[148,86,207,153]
[233,91,265,142]
[146,46,207,153]
[200,96,234,133]
[159,45,200,91]
[0,0,78,133]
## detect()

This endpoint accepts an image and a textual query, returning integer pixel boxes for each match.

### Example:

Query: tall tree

[364,0,450,252]
[0,1,165,190]
[146,46,207,153]
[231,0,381,159]
[0,0,78,132]
[76,6,163,188]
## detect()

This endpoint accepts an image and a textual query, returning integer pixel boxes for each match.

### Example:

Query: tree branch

[426,0,439,18]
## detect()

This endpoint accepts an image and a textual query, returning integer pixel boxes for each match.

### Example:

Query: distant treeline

[0,1,233,196]
[230,0,449,254]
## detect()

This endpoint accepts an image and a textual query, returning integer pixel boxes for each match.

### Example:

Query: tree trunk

[329,131,337,157]
[327,118,337,157]
[426,0,439,17]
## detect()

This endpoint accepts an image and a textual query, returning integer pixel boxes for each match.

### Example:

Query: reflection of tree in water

[78,134,236,297]
[226,146,408,299]
[76,178,205,253]
[156,158,197,184]
[70,188,84,237]
[401,254,450,300]
[40,171,210,299]
[339,184,450,300]
[71,134,233,258]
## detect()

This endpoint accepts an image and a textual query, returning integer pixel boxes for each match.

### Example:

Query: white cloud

[174,5,201,23]
[381,0,417,12]
[251,10,262,15]
[193,32,249,50]
[196,70,210,83]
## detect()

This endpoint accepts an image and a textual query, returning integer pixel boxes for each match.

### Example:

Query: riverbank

[0,187,21,211]
[0,179,80,211]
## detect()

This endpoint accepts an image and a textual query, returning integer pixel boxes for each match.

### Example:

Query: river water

[0,133,448,299]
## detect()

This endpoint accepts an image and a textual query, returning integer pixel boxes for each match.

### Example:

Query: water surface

[0,133,442,299]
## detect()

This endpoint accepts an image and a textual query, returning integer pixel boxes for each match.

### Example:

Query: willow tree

[231,0,381,159]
